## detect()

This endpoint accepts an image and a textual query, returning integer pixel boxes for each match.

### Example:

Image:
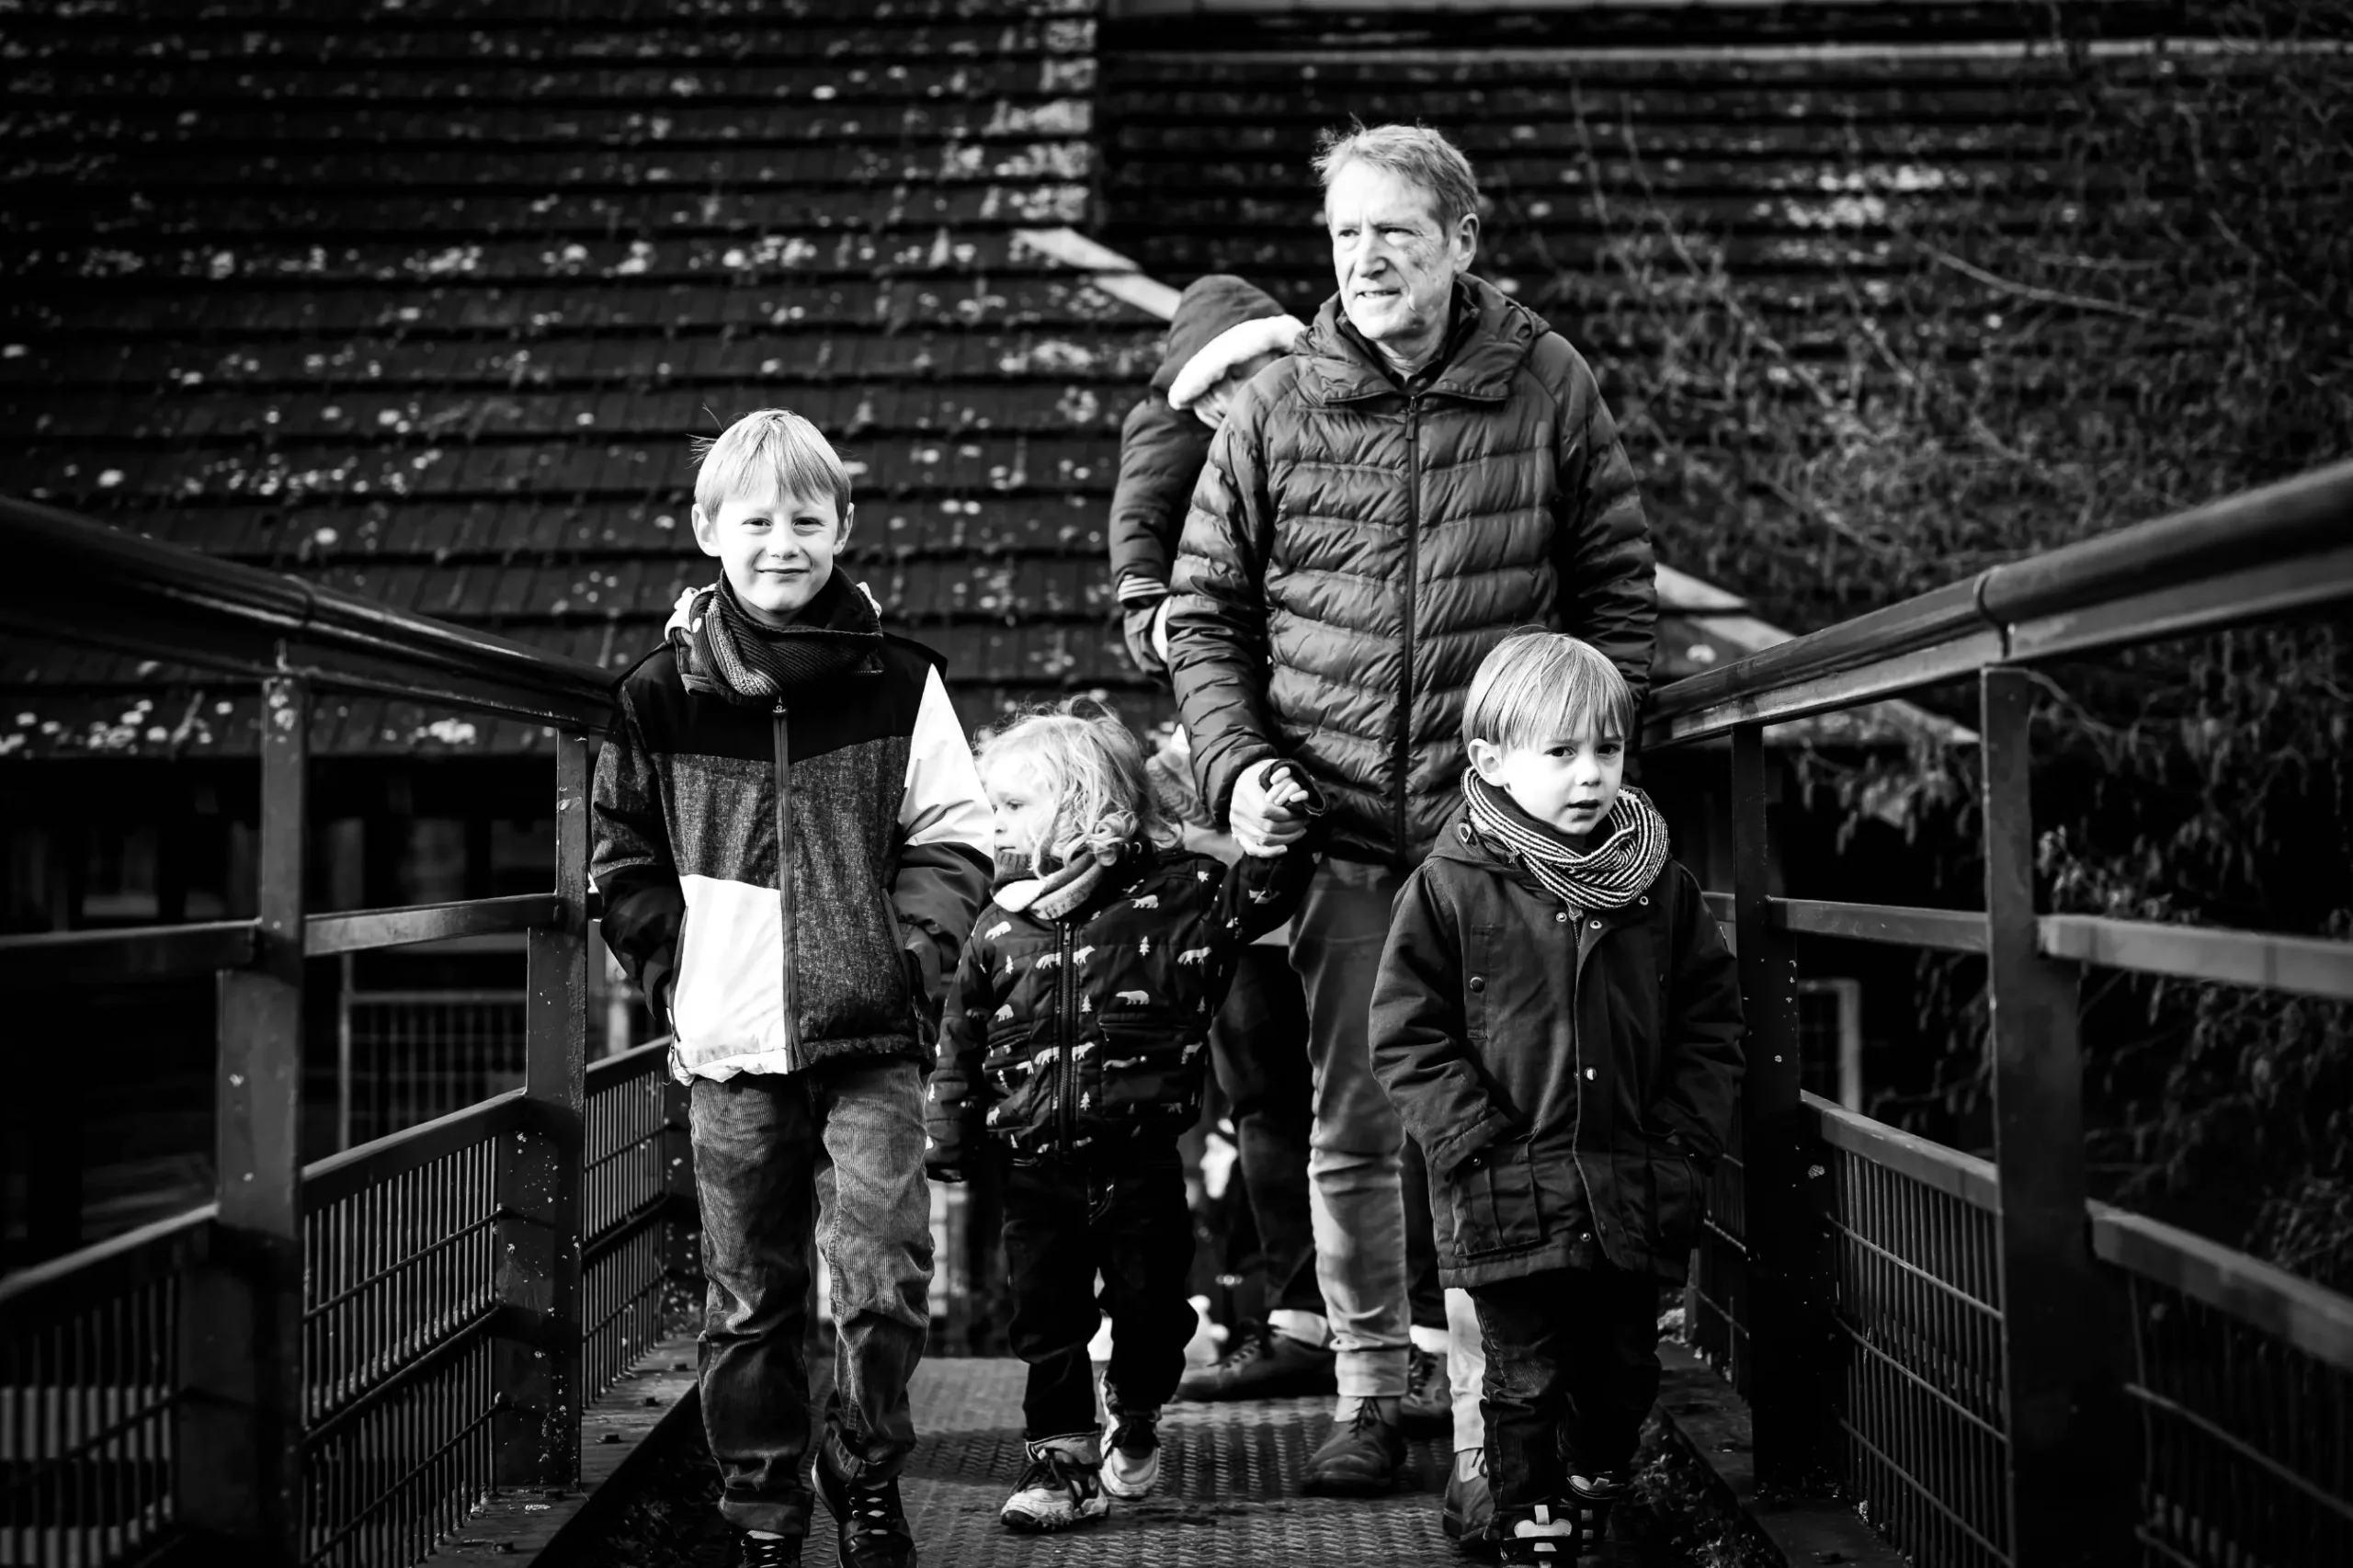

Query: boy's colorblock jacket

[590,573,994,1083]
[1370,800,1744,1286]
[926,829,1319,1172]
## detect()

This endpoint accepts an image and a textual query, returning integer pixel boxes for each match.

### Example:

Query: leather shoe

[815,1444,915,1568]
[1402,1345,1451,1434]
[1301,1401,1405,1495]
[1176,1322,1338,1401]
[1444,1449,1495,1551]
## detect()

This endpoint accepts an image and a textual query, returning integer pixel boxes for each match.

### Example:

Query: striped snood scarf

[1461,770,1669,912]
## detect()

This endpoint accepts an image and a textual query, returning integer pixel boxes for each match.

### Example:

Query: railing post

[180,673,309,1564]
[1980,668,2132,1565]
[495,732,590,1490]
[1730,721,1820,1483]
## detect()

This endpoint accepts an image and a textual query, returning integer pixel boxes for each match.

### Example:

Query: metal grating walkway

[659,1358,1693,1567]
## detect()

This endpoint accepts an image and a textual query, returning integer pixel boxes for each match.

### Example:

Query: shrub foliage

[1519,4,2353,1283]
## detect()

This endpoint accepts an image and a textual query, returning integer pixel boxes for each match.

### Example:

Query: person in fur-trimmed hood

[1372,632,1743,1565]
[592,409,994,1568]
[1108,273,1306,682]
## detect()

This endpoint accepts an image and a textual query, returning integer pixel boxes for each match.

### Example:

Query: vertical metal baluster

[494,732,589,1491]
[179,671,308,1564]
[1980,667,2133,1567]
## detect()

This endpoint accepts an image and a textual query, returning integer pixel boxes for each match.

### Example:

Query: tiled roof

[1,0,1154,757]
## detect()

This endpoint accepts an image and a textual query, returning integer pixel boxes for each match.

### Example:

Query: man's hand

[1230,757,1311,857]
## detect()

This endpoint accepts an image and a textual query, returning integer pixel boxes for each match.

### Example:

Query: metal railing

[1655,459,2353,1568]
[0,497,701,1566]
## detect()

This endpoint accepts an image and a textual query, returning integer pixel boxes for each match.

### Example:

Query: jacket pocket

[1097,1007,1207,1122]
[1448,1142,1546,1258]
[1647,1142,1707,1254]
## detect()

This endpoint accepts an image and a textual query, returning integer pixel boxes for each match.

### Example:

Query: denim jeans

[689,1056,934,1536]
[1468,1266,1663,1513]
[1289,856,1412,1399]
[1002,1145,1197,1439]
[1210,946,1324,1319]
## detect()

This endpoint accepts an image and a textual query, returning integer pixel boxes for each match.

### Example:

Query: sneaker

[1176,1321,1338,1402]
[1443,1448,1495,1550]
[733,1531,801,1568]
[813,1447,915,1568]
[1300,1400,1406,1495]
[1499,1500,1581,1563]
[1100,1401,1162,1500]
[1563,1471,1631,1559]
[1401,1344,1451,1433]
[999,1435,1110,1533]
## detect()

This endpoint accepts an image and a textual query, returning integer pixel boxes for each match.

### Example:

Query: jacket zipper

[1566,911,1605,1249]
[1396,395,1422,855]
[772,699,798,1071]
[1056,920,1076,1149]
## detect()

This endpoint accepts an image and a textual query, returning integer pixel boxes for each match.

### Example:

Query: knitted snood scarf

[690,571,881,700]
[1461,770,1670,911]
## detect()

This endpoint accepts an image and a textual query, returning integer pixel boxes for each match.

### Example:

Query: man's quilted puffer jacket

[1167,274,1656,869]
[926,833,1318,1171]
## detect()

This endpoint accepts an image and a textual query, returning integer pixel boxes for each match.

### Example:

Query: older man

[1165,123,1656,1498]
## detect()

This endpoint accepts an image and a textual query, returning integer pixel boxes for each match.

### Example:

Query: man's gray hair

[1312,120,1481,232]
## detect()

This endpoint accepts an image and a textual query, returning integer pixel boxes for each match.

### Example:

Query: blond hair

[1462,631,1635,751]
[1312,120,1481,233]
[689,408,851,517]
[977,699,1171,872]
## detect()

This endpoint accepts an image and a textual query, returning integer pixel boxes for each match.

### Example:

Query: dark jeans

[1401,1134,1447,1334]
[1469,1265,1663,1512]
[690,1057,934,1536]
[1211,946,1324,1318]
[1003,1145,1196,1439]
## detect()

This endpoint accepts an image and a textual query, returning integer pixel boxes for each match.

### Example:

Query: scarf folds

[674,571,882,702]
[1461,771,1669,912]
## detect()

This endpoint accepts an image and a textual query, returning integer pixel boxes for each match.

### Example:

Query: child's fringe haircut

[1461,631,1636,750]
[689,408,852,517]
[977,698,1172,872]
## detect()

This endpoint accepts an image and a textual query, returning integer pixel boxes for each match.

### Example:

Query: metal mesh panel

[301,1330,496,1568]
[2117,1269,2353,1568]
[301,1119,504,1567]
[1686,1134,1751,1397]
[582,1047,697,1403]
[1814,1120,2009,1568]
[0,1223,189,1568]
[343,992,526,1145]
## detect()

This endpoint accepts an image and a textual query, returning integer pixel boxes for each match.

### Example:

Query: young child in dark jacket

[1371,632,1744,1565]
[926,702,1321,1533]
[593,409,995,1568]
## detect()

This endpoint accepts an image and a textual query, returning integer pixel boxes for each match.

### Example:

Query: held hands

[1230,757,1312,858]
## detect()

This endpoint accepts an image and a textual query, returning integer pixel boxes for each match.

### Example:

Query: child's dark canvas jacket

[590,578,994,1083]
[927,836,1315,1170]
[1370,801,1744,1285]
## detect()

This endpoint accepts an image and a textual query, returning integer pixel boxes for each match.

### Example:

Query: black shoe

[1176,1322,1338,1402]
[733,1530,802,1567]
[1300,1401,1406,1495]
[1401,1344,1451,1434]
[814,1449,915,1568]
[1495,1472,1629,1563]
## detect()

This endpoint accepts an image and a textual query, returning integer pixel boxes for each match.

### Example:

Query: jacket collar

[1302,275,1548,406]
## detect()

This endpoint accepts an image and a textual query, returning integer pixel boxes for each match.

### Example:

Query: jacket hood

[1302,274,1551,404]
[1151,274,1295,393]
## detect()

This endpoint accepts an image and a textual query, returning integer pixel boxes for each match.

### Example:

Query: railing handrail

[1647,459,2353,745]
[0,1202,214,1340]
[1,494,617,733]
[2090,1201,2353,1371]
